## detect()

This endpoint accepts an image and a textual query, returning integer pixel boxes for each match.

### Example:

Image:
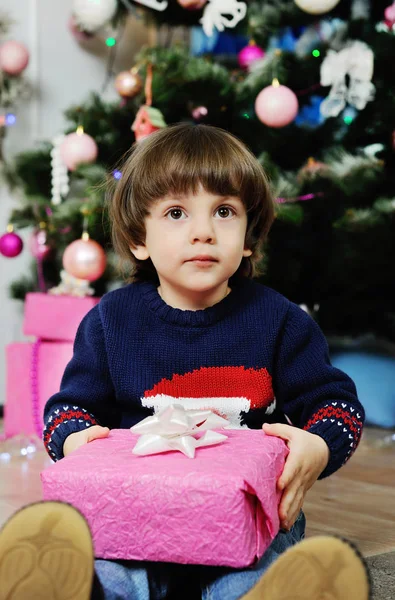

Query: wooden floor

[1,423,395,559]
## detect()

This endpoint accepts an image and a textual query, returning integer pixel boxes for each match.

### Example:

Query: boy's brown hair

[107,123,275,284]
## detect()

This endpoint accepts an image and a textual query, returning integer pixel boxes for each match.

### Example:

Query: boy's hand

[63,425,110,457]
[262,423,330,531]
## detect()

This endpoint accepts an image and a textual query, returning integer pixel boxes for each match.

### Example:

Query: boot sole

[242,535,372,600]
[0,501,93,600]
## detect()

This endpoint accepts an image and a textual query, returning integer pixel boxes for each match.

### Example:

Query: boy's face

[130,187,252,309]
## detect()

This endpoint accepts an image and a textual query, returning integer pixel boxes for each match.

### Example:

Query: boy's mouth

[188,255,218,262]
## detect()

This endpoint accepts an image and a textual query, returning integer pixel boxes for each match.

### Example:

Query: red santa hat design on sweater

[141,366,276,428]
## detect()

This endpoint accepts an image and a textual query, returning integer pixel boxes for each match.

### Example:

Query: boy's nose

[189,218,216,243]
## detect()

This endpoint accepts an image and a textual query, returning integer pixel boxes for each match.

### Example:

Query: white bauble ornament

[294,0,340,14]
[72,0,118,32]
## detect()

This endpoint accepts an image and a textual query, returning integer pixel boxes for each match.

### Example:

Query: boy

[0,124,370,600]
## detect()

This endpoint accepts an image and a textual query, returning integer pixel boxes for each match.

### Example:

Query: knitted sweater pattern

[43,277,364,478]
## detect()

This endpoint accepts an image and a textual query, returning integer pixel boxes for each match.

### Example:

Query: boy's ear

[129,244,150,261]
[243,247,253,257]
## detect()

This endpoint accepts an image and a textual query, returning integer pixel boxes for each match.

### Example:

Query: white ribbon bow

[320,41,375,118]
[200,0,247,37]
[131,404,229,458]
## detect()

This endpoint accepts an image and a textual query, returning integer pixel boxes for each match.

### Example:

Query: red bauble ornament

[63,236,106,281]
[0,229,24,258]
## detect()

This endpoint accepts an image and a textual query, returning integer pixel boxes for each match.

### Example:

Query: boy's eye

[167,208,185,220]
[216,206,235,218]
[165,206,235,220]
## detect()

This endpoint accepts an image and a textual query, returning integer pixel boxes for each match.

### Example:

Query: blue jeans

[94,511,306,600]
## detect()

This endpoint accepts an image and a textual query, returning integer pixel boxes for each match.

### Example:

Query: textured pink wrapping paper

[23,292,100,341]
[5,342,73,438]
[41,428,288,567]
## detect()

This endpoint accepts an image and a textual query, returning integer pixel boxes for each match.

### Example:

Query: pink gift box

[41,429,288,567]
[5,342,73,438]
[23,293,100,341]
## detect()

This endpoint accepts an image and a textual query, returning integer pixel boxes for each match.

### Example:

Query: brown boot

[0,501,94,600]
[241,535,371,600]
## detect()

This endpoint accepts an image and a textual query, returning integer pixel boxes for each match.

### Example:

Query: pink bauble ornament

[68,15,94,42]
[294,0,340,14]
[177,0,207,9]
[0,41,29,76]
[114,70,143,98]
[0,231,24,258]
[192,106,208,120]
[60,131,98,171]
[63,237,106,281]
[255,83,299,128]
[384,2,395,26]
[238,42,265,70]
[29,229,52,260]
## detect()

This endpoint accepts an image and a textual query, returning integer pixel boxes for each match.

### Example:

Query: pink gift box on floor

[23,293,100,341]
[5,342,73,438]
[41,429,288,567]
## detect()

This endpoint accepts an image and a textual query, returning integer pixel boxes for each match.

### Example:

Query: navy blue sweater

[43,276,364,477]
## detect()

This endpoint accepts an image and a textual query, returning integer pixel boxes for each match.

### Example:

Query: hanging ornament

[200,0,247,37]
[72,0,118,33]
[51,134,70,204]
[63,232,106,282]
[131,64,167,142]
[132,107,167,142]
[0,225,24,258]
[177,0,207,9]
[294,0,340,14]
[29,225,52,261]
[320,41,375,118]
[68,14,95,42]
[59,126,98,171]
[238,41,265,70]
[192,106,208,121]
[255,79,299,128]
[123,0,168,12]
[0,41,29,76]
[115,68,143,98]
[384,2,395,27]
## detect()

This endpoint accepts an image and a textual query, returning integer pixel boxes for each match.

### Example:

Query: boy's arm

[43,304,120,461]
[272,302,365,480]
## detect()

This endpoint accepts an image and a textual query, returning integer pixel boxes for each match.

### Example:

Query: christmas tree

[1,0,395,343]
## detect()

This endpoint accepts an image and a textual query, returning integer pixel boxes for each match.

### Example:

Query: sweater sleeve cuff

[303,401,364,479]
[43,406,99,462]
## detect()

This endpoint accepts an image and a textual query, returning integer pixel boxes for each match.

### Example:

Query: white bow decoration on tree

[200,0,247,37]
[121,0,168,13]
[130,404,230,458]
[320,40,375,118]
